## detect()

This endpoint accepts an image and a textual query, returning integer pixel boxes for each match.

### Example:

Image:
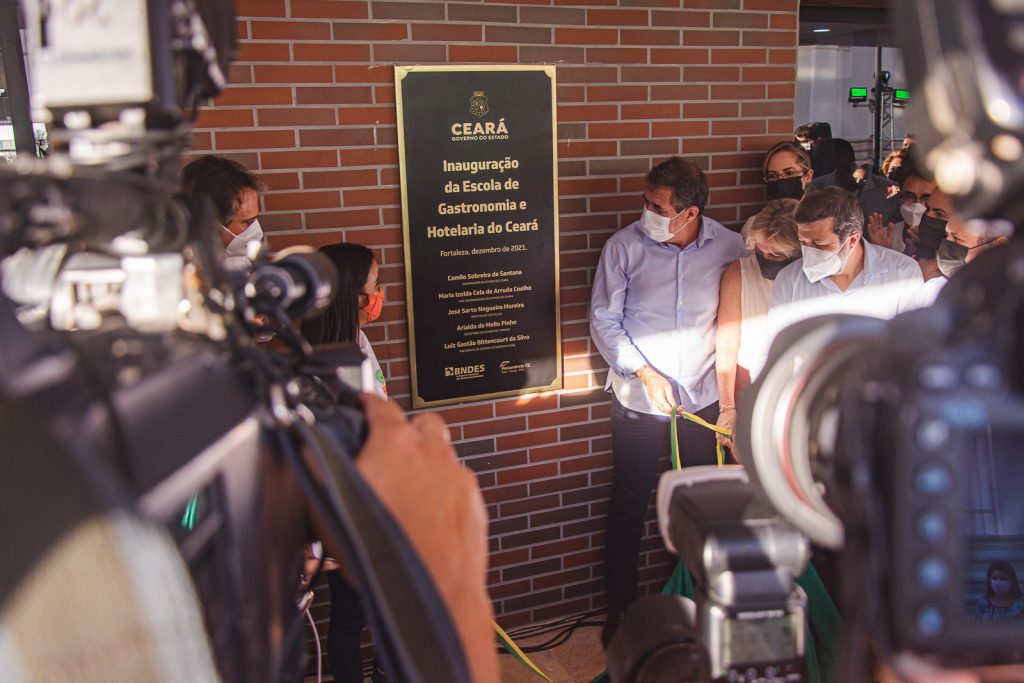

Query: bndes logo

[445,364,485,377]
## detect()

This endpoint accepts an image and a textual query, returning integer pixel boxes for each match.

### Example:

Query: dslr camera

[0,1,473,682]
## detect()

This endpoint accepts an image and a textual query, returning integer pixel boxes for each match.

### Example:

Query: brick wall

[190,0,799,671]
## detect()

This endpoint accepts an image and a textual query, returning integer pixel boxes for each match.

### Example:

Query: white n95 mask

[222,219,264,269]
[900,202,927,228]
[801,242,848,283]
[640,206,685,242]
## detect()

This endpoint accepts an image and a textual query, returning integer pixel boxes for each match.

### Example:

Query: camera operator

[180,155,265,269]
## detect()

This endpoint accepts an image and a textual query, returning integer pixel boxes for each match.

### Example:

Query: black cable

[496,609,608,656]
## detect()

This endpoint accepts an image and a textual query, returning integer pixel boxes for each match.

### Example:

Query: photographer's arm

[356,395,498,683]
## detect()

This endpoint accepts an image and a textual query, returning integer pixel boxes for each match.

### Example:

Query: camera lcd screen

[963,429,1024,623]
[721,612,798,666]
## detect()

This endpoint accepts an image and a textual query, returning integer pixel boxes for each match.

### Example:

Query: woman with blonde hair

[716,199,801,453]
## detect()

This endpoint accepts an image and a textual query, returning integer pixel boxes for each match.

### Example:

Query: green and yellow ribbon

[495,621,552,681]
[673,406,731,468]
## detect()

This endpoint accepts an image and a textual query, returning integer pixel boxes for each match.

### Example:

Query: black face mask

[887,166,908,186]
[936,239,968,278]
[916,214,947,260]
[755,250,794,280]
[766,176,804,201]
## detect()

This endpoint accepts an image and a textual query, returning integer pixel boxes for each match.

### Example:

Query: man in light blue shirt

[590,156,747,646]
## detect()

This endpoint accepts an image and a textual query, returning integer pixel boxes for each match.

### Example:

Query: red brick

[650,47,709,64]
[770,48,798,65]
[291,0,367,18]
[560,453,611,474]
[586,8,648,25]
[620,66,681,82]
[194,109,255,129]
[684,65,740,82]
[711,153,763,170]
[684,102,738,118]
[651,84,709,100]
[495,394,558,416]
[374,43,446,62]
[250,20,331,40]
[651,120,709,137]
[771,13,799,30]
[557,104,619,122]
[585,47,648,64]
[559,177,617,195]
[768,83,796,99]
[343,187,401,206]
[302,208,380,229]
[742,101,793,117]
[621,28,681,46]
[497,428,558,451]
[529,407,589,430]
[618,102,684,120]
[651,9,710,26]
[337,106,397,126]
[768,119,795,134]
[236,41,291,62]
[521,6,586,24]
[714,11,768,28]
[683,29,740,46]
[334,65,393,84]
[331,22,407,41]
[228,64,252,85]
[710,83,765,100]
[529,441,589,463]
[589,122,649,139]
[236,0,288,17]
[295,86,374,105]
[264,190,340,212]
[346,225,403,244]
[448,2,518,22]
[712,48,768,64]
[740,135,791,152]
[256,171,300,191]
[340,147,398,166]
[557,140,617,159]
[215,86,293,106]
[293,43,372,62]
[304,169,377,189]
[216,129,295,149]
[461,416,526,439]
[299,127,374,147]
[586,85,648,102]
[448,45,519,63]
[372,1,444,20]
[256,108,336,126]
[496,463,559,485]
[711,119,765,136]
[485,25,552,44]
[254,64,332,83]
[261,149,338,169]
[411,23,482,42]
[746,0,797,9]
[554,27,618,45]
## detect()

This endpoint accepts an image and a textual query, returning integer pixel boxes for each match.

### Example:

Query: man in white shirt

[751,187,923,378]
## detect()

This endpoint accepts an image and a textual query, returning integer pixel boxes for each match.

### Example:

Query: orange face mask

[362,288,384,322]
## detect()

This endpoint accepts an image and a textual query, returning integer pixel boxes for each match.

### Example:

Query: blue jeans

[604,396,719,611]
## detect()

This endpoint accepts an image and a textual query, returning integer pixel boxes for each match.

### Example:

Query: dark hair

[794,121,832,142]
[812,138,857,187]
[794,187,864,240]
[646,157,709,215]
[181,155,264,225]
[300,242,376,346]
[986,561,1023,601]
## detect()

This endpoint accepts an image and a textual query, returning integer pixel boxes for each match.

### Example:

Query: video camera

[609,0,1024,681]
[0,2,473,682]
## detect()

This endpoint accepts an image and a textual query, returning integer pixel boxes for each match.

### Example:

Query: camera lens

[738,315,888,549]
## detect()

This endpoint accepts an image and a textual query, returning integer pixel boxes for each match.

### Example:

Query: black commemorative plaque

[395,66,561,408]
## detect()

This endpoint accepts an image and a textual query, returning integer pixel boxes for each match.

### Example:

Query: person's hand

[635,365,676,414]
[867,212,899,248]
[905,222,921,247]
[715,408,736,448]
[355,394,498,683]
[886,183,901,198]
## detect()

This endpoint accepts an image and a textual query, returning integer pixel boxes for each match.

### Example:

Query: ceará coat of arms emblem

[469,91,489,118]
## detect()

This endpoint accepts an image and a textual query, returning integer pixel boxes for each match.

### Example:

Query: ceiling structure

[799,0,894,48]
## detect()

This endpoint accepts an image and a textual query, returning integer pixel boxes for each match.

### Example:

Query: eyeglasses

[900,191,932,204]
[764,168,805,183]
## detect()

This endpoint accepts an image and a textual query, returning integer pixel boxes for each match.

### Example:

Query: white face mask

[900,202,927,228]
[640,206,687,242]
[801,240,850,283]
[222,219,263,269]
